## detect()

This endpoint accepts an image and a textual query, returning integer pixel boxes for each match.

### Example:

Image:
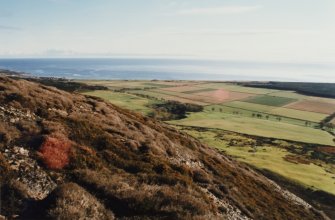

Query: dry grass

[46,183,114,220]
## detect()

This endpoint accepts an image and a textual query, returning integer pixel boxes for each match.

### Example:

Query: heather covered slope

[0,75,329,220]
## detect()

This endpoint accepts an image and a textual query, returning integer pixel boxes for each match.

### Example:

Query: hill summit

[0,75,329,219]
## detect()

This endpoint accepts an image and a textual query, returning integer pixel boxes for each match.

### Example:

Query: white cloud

[176,5,262,16]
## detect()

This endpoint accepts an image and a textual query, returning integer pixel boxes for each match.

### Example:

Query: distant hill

[239,81,335,98]
[0,74,329,219]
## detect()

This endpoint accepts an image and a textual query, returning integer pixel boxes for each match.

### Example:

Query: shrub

[45,183,114,220]
[38,135,72,169]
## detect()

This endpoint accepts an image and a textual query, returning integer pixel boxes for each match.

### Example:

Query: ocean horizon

[0,58,334,82]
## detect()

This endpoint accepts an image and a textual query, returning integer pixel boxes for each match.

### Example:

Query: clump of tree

[149,101,203,120]
[252,113,263,118]
[320,112,335,132]
[239,81,335,99]
[304,121,312,127]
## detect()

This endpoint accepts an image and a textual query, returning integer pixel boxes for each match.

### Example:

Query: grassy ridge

[82,90,154,114]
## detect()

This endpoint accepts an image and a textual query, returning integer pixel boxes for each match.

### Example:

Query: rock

[16,147,29,157]
[2,146,57,200]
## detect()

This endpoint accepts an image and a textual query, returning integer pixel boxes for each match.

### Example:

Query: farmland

[81,80,335,145]
[79,80,335,195]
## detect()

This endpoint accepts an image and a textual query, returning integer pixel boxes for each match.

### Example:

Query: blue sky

[0,0,335,63]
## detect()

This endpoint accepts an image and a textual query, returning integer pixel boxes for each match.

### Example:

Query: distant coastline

[0,58,334,82]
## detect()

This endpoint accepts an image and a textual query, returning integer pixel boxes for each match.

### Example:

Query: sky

[0,0,335,63]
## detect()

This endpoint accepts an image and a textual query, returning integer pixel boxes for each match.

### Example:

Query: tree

[324,123,334,131]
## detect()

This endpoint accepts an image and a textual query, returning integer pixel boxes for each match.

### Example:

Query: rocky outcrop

[2,146,56,200]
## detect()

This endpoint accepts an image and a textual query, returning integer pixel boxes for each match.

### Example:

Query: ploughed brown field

[285,100,335,114]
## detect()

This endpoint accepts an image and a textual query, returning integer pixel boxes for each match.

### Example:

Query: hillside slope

[0,75,329,220]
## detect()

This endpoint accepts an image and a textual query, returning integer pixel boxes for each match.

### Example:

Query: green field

[269,91,310,99]
[244,95,297,107]
[204,105,320,127]
[181,128,335,195]
[82,90,154,114]
[268,107,327,122]
[170,111,335,146]
[224,101,275,112]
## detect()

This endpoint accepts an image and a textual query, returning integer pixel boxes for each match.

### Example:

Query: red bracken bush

[39,135,72,169]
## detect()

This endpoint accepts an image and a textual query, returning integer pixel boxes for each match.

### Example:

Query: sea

[0,58,334,82]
